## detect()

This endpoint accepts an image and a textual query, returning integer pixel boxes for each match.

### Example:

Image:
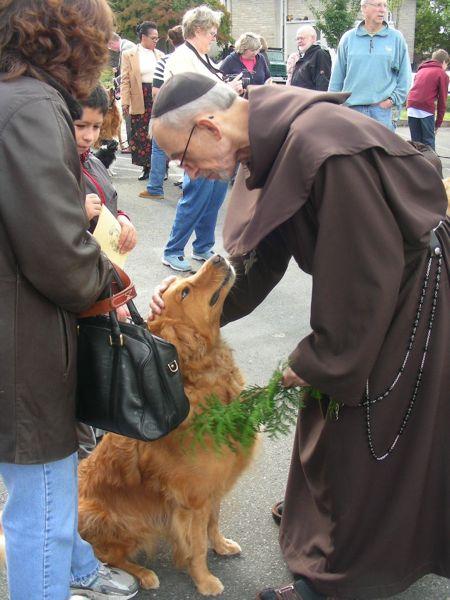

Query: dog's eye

[181,287,190,300]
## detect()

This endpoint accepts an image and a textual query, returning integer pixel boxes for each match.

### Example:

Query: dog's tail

[0,513,5,566]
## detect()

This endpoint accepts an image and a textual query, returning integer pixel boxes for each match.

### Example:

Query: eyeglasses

[146,35,159,41]
[179,124,197,167]
[207,31,218,38]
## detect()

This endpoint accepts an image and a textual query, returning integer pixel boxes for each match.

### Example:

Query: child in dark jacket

[407,49,449,150]
[74,85,137,458]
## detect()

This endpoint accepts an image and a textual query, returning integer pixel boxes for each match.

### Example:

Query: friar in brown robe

[151,74,449,599]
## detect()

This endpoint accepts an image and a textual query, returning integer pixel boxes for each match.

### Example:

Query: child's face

[74,107,104,155]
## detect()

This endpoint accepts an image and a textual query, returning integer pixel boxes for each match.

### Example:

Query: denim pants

[164,174,228,257]
[0,452,99,600]
[408,115,436,150]
[146,138,166,195]
[351,104,394,131]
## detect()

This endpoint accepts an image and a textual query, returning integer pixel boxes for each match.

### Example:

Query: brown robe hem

[281,527,448,600]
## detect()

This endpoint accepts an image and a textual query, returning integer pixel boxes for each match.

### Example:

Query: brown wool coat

[0,76,112,464]
[222,85,450,598]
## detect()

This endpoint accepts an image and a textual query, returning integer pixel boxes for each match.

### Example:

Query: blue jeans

[164,174,228,257]
[351,104,394,131]
[408,115,435,150]
[146,138,166,195]
[0,453,99,600]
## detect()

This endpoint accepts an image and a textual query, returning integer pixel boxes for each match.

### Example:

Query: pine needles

[186,364,339,453]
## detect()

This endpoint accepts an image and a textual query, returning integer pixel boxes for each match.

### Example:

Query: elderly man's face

[154,119,238,181]
[296,31,315,53]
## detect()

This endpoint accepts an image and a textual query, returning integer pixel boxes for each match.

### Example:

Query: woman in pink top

[220,32,271,91]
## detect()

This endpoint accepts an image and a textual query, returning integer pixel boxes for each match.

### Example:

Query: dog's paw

[196,575,224,596]
[139,569,160,589]
[213,537,242,556]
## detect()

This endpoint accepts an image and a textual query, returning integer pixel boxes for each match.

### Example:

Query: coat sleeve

[436,71,449,129]
[262,55,271,82]
[289,153,405,405]
[328,37,347,92]
[390,34,412,107]
[219,55,234,76]
[314,50,332,91]
[221,227,292,326]
[120,52,131,107]
[0,97,112,313]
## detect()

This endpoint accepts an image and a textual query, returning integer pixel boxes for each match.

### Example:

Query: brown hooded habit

[221,85,450,598]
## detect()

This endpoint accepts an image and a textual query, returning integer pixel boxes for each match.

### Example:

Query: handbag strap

[78,264,137,318]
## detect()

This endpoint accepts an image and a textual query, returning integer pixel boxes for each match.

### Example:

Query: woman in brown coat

[121,21,164,180]
[0,2,138,598]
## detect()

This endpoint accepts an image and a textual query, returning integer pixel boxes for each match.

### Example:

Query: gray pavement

[0,127,449,600]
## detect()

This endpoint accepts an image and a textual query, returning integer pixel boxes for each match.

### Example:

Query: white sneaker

[70,564,138,599]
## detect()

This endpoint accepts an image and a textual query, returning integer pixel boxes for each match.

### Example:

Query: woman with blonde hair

[0,1,138,598]
[161,5,242,272]
[221,32,271,87]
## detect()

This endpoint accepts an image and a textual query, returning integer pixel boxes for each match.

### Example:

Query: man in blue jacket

[329,0,412,130]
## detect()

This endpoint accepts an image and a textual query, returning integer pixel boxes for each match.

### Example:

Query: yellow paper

[92,206,128,268]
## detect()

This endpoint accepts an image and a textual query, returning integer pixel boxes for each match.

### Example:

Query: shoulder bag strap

[78,264,137,318]
[185,41,223,80]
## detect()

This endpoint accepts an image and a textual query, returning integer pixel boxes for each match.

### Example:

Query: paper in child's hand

[92,206,128,268]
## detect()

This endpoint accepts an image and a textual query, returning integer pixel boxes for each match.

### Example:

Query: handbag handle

[78,264,137,318]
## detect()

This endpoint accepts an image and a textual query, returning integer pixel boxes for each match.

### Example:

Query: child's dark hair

[80,84,109,116]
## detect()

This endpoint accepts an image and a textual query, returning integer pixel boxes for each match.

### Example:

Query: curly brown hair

[0,0,114,98]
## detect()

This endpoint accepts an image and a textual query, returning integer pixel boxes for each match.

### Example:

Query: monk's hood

[224,85,436,257]
[245,85,350,190]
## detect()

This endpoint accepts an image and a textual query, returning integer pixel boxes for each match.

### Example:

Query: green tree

[414,0,450,62]
[110,0,232,47]
[310,0,360,49]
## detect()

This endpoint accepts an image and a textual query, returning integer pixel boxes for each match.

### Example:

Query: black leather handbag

[76,266,190,442]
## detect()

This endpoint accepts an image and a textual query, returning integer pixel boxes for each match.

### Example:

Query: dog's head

[149,255,235,362]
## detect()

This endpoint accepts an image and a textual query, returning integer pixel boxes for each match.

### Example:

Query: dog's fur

[94,88,122,148]
[78,257,257,596]
[93,87,122,171]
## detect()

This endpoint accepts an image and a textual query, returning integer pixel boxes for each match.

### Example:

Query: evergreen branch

[185,364,340,453]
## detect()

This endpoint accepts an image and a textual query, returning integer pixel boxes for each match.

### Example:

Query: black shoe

[271,500,284,525]
[138,167,150,181]
[257,579,325,600]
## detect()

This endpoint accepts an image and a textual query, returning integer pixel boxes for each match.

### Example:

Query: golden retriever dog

[78,256,257,596]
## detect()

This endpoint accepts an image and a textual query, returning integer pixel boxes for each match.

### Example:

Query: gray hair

[296,24,317,40]
[235,32,262,54]
[150,81,237,133]
[182,5,222,40]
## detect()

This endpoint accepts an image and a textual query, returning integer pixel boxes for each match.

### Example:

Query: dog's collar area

[209,268,233,307]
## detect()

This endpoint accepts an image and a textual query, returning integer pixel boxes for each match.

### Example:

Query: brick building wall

[227,0,281,48]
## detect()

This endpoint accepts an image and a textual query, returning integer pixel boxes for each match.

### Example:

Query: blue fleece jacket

[329,22,412,107]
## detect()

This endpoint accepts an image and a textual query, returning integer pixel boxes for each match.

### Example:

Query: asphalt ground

[0,127,449,600]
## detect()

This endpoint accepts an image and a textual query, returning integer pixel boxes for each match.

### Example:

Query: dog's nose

[212,255,224,265]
